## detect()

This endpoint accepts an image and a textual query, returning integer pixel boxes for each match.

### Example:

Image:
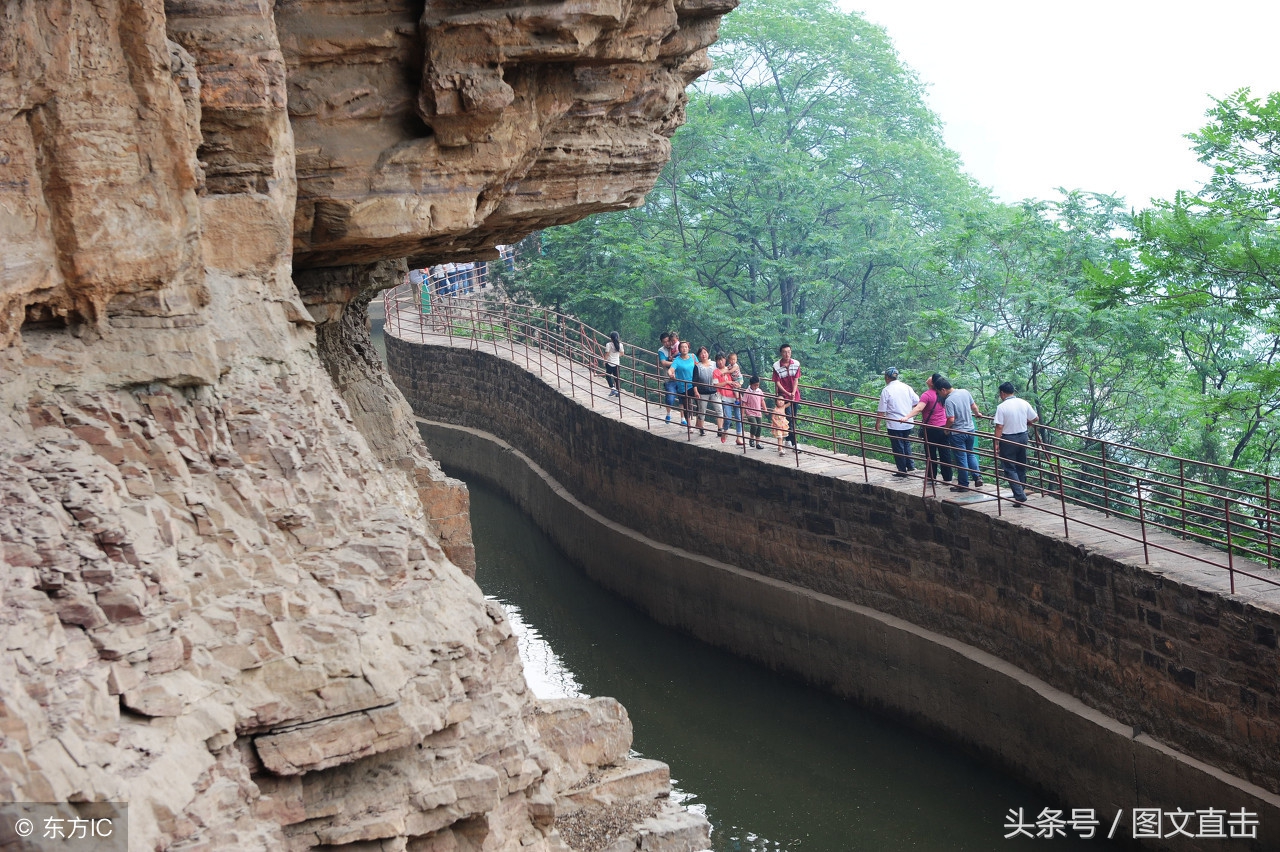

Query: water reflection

[500,603,583,700]
[459,458,1107,851]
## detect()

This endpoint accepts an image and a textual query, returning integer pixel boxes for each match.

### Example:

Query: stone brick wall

[388,337,1280,798]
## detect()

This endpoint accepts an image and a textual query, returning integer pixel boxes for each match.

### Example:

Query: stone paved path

[390,310,1280,611]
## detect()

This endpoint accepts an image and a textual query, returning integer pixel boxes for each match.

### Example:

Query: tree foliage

[511,2,1280,476]
[1098,90,1280,470]
[517,0,978,381]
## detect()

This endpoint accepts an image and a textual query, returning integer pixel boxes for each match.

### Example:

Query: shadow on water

[464,476,1109,852]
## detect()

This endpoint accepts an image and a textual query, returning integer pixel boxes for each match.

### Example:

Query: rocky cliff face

[0,0,730,848]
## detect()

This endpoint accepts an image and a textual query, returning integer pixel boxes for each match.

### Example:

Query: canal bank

[417,417,1277,852]
[468,475,1102,851]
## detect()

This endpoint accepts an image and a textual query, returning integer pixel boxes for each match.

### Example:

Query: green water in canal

[463,476,1109,852]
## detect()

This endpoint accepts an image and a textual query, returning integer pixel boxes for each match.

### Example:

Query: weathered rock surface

[538,699,709,852]
[0,0,728,848]
[276,0,736,268]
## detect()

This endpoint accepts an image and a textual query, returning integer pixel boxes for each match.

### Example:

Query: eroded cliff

[0,0,731,848]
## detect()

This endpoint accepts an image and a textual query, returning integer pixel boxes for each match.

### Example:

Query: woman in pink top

[903,373,954,483]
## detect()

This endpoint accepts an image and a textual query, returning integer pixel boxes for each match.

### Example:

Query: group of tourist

[647,333,803,455]
[410,246,515,299]
[600,332,1040,499]
[874,369,1040,504]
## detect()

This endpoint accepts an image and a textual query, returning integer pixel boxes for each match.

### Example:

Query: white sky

[843,1,1280,207]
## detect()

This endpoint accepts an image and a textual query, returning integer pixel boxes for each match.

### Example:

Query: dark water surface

[463,477,1107,852]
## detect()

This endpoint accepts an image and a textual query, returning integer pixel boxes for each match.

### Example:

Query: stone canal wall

[388,337,1280,845]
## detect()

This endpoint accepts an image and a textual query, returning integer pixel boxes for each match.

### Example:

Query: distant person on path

[668,340,696,427]
[458,261,476,294]
[903,373,953,484]
[693,347,720,436]
[725,352,745,445]
[743,376,765,449]
[408,266,427,298]
[771,396,791,456]
[408,267,430,314]
[938,378,983,491]
[658,333,678,422]
[603,332,624,397]
[876,368,919,477]
[772,344,801,447]
[993,382,1038,506]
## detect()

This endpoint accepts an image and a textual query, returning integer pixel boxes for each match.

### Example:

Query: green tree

[1103,89,1280,470]
[914,192,1171,444]
[514,0,979,382]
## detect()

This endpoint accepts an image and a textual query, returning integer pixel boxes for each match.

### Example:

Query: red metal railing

[385,283,1280,592]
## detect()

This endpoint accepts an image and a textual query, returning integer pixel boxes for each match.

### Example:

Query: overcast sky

[842,1,1280,207]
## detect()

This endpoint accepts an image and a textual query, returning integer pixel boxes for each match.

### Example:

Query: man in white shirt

[993,381,1039,505]
[876,368,919,477]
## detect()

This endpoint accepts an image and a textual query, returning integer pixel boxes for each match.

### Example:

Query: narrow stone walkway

[390,310,1280,610]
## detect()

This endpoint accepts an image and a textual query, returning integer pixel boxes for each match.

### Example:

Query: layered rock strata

[0,0,730,848]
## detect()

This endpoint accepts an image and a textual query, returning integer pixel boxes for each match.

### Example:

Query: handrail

[384,282,1280,592]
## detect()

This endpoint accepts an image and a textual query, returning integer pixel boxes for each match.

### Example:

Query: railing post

[1267,477,1274,571]
[1180,459,1187,538]
[1100,444,1110,517]
[828,389,836,456]
[580,325,592,408]
[567,320,576,399]
[520,307,530,371]
[503,309,512,363]
[1225,497,1236,594]
[859,412,868,482]
[993,440,1003,516]
[616,353,624,419]
[1135,475,1149,564]
[1033,430,1045,495]
[921,429,934,498]
[1055,455,1069,538]
[544,313,556,389]
[792,400,801,467]
[642,362,652,430]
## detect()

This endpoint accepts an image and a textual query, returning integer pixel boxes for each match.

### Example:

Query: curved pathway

[386,299,1280,609]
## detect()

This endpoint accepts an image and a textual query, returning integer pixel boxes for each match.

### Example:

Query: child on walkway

[743,376,765,449]
[771,396,791,456]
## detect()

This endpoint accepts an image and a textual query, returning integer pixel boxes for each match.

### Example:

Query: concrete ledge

[420,418,1279,852]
